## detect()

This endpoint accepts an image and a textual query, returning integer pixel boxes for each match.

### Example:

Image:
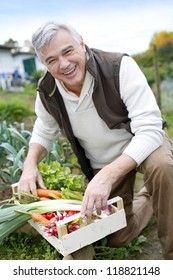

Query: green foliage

[0,121,82,185]
[157,43,173,63]
[0,99,34,123]
[32,69,45,84]
[150,31,173,48]
[141,67,155,86]
[0,122,31,183]
[94,235,147,260]
[44,137,79,168]
[4,38,18,47]
[0,231,61,260]
[0,231,147,260]
[38,161,85,192]
[22,83,37,96]
[162,111,173,137]
[133,32,173,85]
[133,49,153,68]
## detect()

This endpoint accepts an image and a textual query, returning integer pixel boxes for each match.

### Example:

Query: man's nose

[59,57,70,69]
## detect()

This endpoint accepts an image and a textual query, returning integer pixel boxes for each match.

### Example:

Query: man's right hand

[18,164,46,196]
[18,143,48,195]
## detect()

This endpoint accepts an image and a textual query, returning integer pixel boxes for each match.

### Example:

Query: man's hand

[18,143,48,196]
[18,164,46,196]
[81,154,137,219]
[81,167,112,219]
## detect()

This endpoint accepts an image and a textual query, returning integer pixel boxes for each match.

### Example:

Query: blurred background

[0,0,173,110]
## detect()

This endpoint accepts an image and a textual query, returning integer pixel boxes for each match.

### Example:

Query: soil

[0,184,13,202]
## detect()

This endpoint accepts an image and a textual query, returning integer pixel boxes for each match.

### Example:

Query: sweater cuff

[123,135,163,165]
[29,134,53,152]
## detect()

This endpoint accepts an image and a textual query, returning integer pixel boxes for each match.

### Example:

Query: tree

[133,49,153,68]
[157,43,173,63]
[4,38,19,47]
[150,31,173,48]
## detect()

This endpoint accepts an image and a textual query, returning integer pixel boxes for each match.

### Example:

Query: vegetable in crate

[0,199,82,242]
[36,189,62,199]
[31,213,50,223]
[12,189,62,204]
[42,210,82,237]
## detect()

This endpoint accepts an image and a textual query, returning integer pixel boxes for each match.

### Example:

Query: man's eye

[65,49,73,55]
[47,59,55,65]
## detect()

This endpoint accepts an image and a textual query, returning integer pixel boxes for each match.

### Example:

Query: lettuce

[38,161,86,193]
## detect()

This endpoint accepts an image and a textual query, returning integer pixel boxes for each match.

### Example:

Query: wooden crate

[11,184,126,256]
[28,197,126,256]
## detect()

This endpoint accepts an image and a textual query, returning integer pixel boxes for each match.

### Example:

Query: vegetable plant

[38,161,86,193]
[0,121,83,186]
[0,99,34,123]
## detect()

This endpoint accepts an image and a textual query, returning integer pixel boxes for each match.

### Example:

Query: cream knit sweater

[30,56,164,168]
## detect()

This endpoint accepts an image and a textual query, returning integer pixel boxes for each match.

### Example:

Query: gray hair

[32,21,83,62]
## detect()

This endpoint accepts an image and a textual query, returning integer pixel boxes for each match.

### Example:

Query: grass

[0,83,36,97]
[0,85,36,129]
[0,84,36,116]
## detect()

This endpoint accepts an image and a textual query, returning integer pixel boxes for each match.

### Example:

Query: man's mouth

[63,66,76,76]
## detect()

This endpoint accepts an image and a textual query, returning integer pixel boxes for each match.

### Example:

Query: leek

[0,199,82,242]
[0,214,29,241]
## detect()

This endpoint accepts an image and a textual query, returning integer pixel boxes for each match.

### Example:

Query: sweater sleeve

[120,56,164,165]
[29,92,60,151]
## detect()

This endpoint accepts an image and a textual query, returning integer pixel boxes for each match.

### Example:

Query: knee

[107,217,139,248]
[144,150,173,177]
[107,233,129,248]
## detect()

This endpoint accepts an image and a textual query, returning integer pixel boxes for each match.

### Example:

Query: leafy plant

[32,70,45,85]
[44,137,78,168]
[38,161,85,192]
[0,121,83,186]
[0,100,34,123]
[94,235,147,260]
[0,122,31,184]
[0,231,61,260]
[0,145,26,184]
[0,231,147,260]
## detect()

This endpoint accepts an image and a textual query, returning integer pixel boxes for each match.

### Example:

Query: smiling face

[41,28,87,94]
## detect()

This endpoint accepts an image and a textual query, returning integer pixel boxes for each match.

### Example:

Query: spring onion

[0,199,82,242]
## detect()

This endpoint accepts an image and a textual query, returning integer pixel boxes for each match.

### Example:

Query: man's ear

[80,38,86,52]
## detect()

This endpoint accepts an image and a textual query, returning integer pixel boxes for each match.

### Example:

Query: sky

[0,0,173,55]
